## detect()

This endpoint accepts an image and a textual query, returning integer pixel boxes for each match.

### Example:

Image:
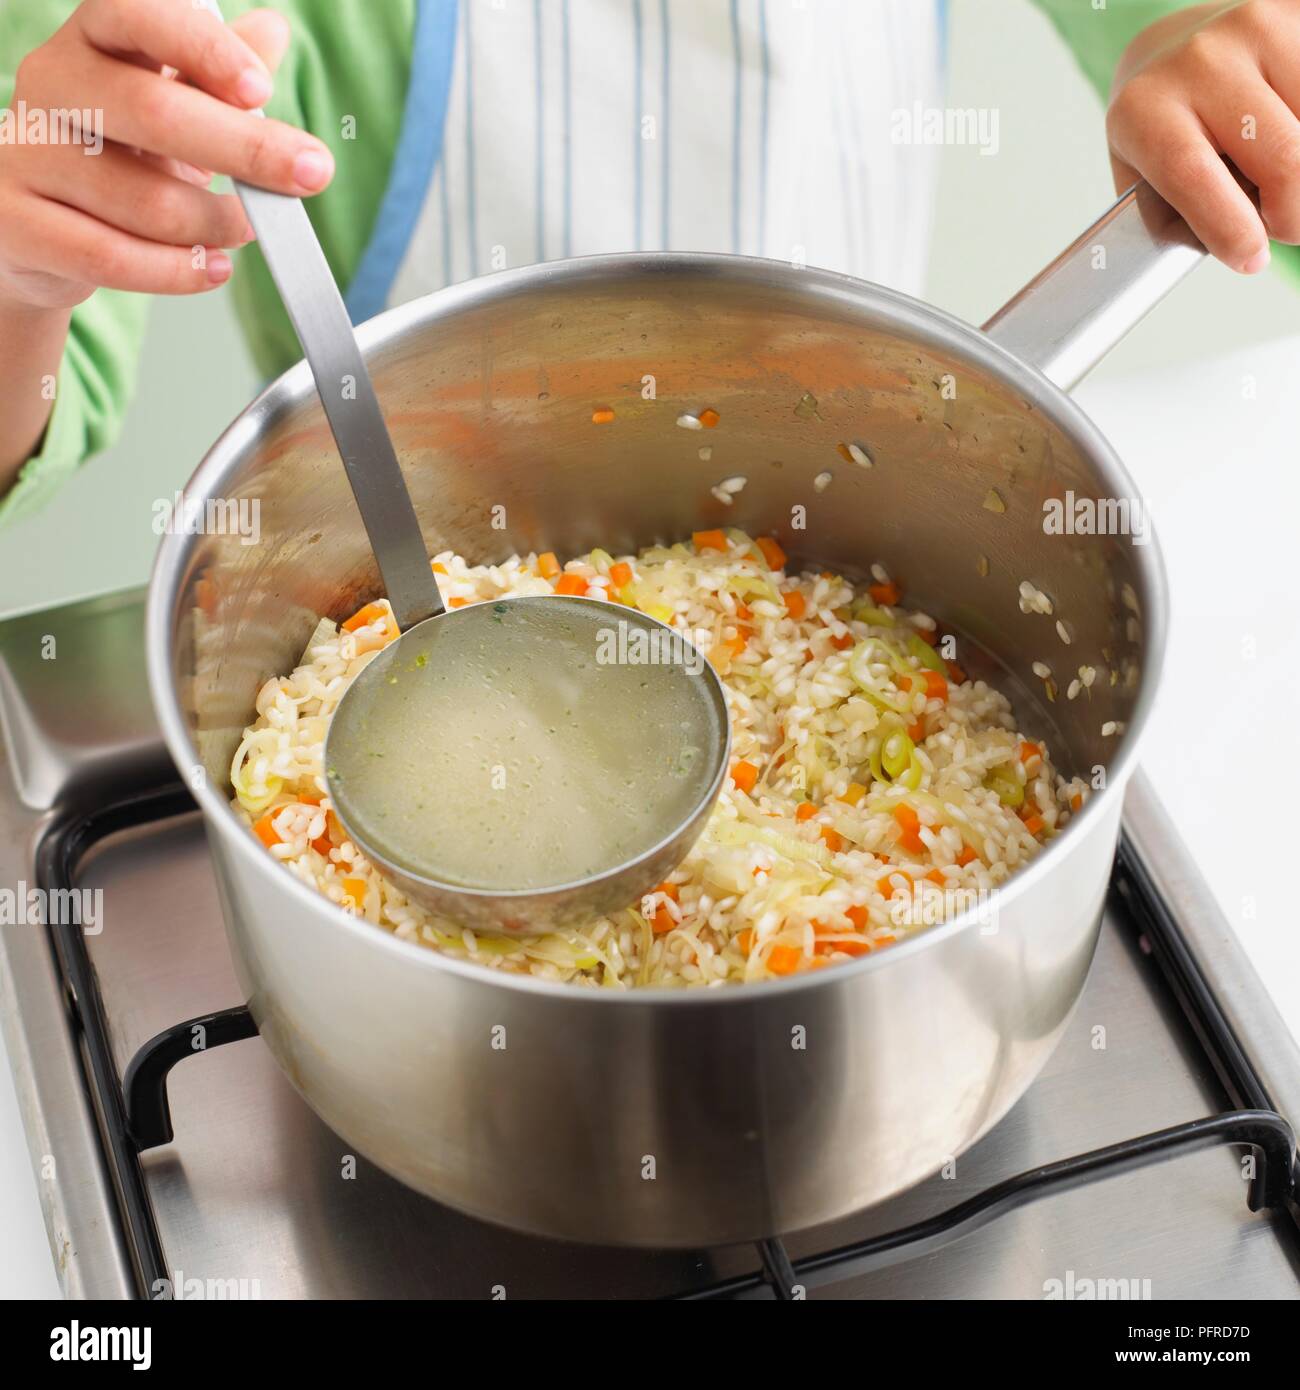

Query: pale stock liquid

[325,598,724,891]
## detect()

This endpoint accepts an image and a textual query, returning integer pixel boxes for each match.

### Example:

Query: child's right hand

[0,0,336,311]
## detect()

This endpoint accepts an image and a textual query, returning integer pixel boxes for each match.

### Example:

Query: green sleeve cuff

[0,284,148,530]
[0,357,92,529]
[1267,245,1300,289]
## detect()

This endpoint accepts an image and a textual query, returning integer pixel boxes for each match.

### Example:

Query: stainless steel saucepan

[147,184,1201,1247]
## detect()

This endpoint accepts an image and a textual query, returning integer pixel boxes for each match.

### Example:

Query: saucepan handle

[982,181,1205,392]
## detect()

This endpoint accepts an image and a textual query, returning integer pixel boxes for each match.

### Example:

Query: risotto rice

[231,531,1089,988]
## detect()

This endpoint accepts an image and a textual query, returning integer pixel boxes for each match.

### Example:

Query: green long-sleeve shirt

[0,0,1284,526]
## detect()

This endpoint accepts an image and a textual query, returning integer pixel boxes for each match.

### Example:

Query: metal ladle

[204,1,730,934]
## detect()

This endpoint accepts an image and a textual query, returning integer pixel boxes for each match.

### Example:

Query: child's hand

[0,0,336,310]
[1108,0,1300,273]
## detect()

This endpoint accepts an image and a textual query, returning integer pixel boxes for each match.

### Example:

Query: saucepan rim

[145,251,1168,1007]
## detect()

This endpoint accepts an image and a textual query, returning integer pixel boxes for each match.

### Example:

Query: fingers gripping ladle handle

[195,0,443,630]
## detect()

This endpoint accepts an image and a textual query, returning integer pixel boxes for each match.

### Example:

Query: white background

[1,0,1297,1297]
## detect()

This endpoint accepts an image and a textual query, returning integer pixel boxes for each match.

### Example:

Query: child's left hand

[1108,0,1300,273]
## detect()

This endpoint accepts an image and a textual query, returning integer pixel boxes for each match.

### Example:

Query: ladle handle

[195,0,443,631]
[982,181,1205,392]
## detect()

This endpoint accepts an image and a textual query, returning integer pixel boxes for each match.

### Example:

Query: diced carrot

[1022,813,1045,836]
[817,937,871,958]
[693,529,728,552]
[698,407,720,428]
[838,782,867,806]
[893,803,926,855]
[877,870,914,900]
[811,920,862,957]
[537,551,561,579]
[711,633,747,670]
[253,810,281,848]
[956,846,978,867]
[945,659,968,684]
[756,536,787,570]
[830,632,854,651]
[767,944,803,975]
[795,801,818,822]
[591,406,616,424]
[448,596,469,608]
[342,600,389,633]
[609,561,632,588]
[735,601,753,621]
[868,581,901,607]
[651,906,676,933]
[820,826,845,853]
[922,670,949,702]
[730,759,760,793]
[340,877,366,909]
[845,905,869,931]
[431,561,447,575]
[1019,740,1043,765]
[1070,792,1083,813]
[925,869,946,886]
[907,719,926,742]
[654,881,679,902]
[553,574,588,596]
[736,928,755,955]
[780,591,805,620]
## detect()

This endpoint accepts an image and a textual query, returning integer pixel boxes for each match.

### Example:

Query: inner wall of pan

[171,264,1151,795]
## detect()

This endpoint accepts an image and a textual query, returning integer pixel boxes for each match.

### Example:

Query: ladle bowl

[323,595,731,934]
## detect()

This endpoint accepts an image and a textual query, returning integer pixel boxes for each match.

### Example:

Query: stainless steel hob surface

[2,589,1298,1299]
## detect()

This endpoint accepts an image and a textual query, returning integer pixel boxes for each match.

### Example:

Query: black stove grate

[36,784,1300,1301]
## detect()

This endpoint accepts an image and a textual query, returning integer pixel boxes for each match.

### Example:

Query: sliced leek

[867,725,923,791]
[904,631,946,674]
[849,637,914,715]
[984,764,1025,808]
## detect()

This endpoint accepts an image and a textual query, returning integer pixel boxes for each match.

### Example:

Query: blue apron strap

[344,0,460,324]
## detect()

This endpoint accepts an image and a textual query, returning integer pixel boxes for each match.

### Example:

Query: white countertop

[1074,336,1300,1041]
[2,336,1296,1299]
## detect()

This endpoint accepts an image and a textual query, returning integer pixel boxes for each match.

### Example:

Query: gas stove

[2,588,1298,1300]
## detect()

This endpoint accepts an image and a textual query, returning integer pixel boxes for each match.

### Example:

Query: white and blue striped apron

[343,0,948,323]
